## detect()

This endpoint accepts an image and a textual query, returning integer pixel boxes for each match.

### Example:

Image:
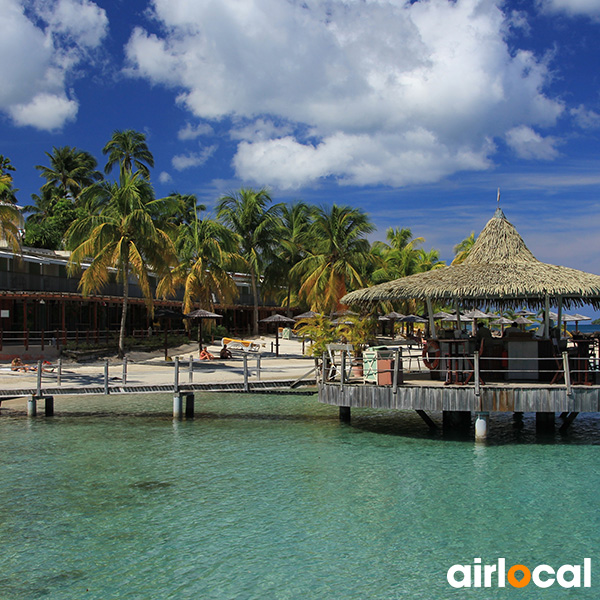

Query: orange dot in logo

[507,565,531,588]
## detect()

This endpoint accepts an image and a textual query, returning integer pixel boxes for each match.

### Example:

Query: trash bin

[363,346,399,385]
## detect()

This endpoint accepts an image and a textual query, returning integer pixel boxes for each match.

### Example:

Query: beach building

[323,208,600,439]
[0,243,280,359]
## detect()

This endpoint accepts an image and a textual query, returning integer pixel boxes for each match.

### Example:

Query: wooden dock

[318,380,600,413]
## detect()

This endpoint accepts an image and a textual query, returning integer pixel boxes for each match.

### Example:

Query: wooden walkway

[0,379,316,399]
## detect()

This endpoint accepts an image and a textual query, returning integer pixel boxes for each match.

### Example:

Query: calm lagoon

[1,392,599,599]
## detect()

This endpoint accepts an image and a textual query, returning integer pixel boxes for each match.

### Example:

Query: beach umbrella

[331,309,358,317]
[155,307,184,360]
[260,313,296,356]
[432,311,452,319]
[185,309,223,353]
[515,309,536,316]
[514,316,533,325]
[294,310,321,320]
[565,313,591,333]
[463,309,493,319]
[492,316,515,335]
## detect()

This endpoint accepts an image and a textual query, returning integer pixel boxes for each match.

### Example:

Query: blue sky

[1,0,600,315]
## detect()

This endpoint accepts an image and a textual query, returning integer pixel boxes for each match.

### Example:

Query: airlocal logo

[447,558,591,589]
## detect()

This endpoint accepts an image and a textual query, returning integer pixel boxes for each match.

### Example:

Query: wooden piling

[45,396,54,417]
[339,406,351,422]
[185,392,195,419]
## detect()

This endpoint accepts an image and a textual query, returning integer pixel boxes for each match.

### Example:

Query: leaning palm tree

[65,170,176,357]
[157,211,239,315]
[217,188,282,336]
[0,174,22,251]
[103,129,154,179]
[292,204,374,314]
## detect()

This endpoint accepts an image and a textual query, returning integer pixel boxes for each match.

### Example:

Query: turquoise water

[1,393,599,599]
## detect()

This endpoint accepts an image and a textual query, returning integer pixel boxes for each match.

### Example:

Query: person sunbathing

[11,357,33,372]
[199,349,215,360]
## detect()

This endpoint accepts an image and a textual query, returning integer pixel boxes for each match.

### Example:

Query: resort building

[0,243,280,357]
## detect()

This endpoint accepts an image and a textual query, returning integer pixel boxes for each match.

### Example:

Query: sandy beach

[0,335,320,410]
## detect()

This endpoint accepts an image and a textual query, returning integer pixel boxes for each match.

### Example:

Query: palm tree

[263,201,312,315]
[292,204,374,314]
[103,129,154,179]
[36,146,102,200]
[0,174,22,251]
[65,170,176,357]
[0,155,18,204]
[452,231,476,265]
[216,188,282,336]
[371,227,424,283]
[157,208,238,315]
[417,248,445,272]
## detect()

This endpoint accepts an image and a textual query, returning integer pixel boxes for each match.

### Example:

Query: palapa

[342,207,600,310]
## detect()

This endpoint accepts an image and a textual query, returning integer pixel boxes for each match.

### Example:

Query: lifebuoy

[422,340,441,370]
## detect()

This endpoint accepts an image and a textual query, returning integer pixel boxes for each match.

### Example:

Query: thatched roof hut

[342,208,600,312]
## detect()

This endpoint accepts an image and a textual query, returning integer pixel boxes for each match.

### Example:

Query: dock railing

[319,342,599,388]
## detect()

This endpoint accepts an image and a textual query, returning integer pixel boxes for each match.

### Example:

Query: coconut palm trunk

[119,262,130,358]
[250,271,260,337]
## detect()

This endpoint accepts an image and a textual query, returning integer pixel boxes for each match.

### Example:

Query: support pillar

[474,412,489,441]
[536,411,555,433]
[185,392,195,419]
[339,406,351,422]
[44,396,54,417]
[27,395,37,417]
[513,411,524,429]
[442,410,471,434]
[173,393,183,419]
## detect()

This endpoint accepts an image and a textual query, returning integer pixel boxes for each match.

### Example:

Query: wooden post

[243,354,249,392]
[562,351,572,396]
[35,360,42,396]
[426,297,436,339]
[393,349,400,394]
[174,356,180,393]
[45,396,54,417]
[474,351,480,397]
[104,359,109,395]
[256,355,261,381]
[544,294,550,339]
[57,357,62,386]
[185,392,195,419]
[340,351,346,391]
[339,406,351,422]
[188,355,193,383]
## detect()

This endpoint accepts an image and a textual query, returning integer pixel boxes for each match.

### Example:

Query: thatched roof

[342,208,600,310]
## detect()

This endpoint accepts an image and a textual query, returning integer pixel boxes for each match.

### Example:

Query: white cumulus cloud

[0,0,108,130]
[177,122,214,140]
[126,0,565,189]
[172,145,217,171]
[538,0,600,19]
[505,125,560,160]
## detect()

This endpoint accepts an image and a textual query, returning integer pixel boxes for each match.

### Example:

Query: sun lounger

[221,337,261,353]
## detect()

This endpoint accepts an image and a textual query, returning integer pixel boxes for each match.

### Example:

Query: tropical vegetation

[2,134,461,355]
